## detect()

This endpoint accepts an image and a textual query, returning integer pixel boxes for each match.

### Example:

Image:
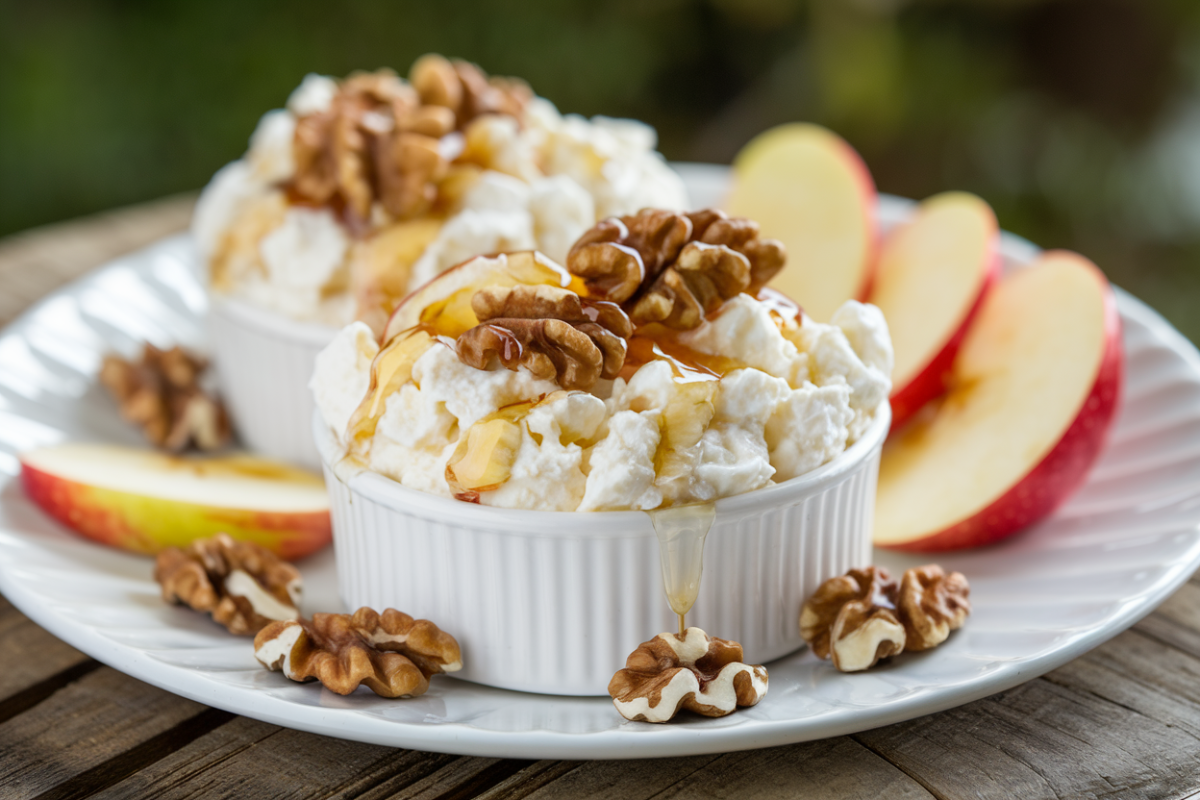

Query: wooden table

[3,199,1200,800]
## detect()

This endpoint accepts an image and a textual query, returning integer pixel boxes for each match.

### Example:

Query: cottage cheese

[312,287,893,512]
[195,73,688,327]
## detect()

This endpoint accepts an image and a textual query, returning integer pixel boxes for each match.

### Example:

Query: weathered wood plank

[0,666,219,800]
[89,715,465,800]
[1136,582,1200,660]
[0,594,97,722]
[480,737,933,800]
[854,669,1200,800]
[1043,628,1200,739]
[0,193,193,327]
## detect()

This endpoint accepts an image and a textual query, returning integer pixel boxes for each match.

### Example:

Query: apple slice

[727,123,878,322]
[869,192,1001,429]
[874,251,1123,551]
[383,251,585,342]
[20,444,331,559]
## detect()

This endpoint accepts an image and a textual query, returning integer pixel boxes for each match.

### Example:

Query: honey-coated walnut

[566,208,786,330]
[898,564,971,651]
[410,54,532,129]
[292,70,451,223]
[455,285,632,390]
[801,565,972,672]
[608,627,768,723]
[100,344,231,452]
[254,607,463,698]
[155,533,301,636]
[799,566,906,672]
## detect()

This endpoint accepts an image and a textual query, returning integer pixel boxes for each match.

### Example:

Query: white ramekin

[208,295,338,470]
[314,403,889,696]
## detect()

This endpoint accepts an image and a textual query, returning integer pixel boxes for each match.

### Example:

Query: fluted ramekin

[314,402,889,696]
[208,295,337,470]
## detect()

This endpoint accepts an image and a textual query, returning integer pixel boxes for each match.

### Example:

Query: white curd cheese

[313,294,892,511]
[309,321,379,447]
[197,72,689,327]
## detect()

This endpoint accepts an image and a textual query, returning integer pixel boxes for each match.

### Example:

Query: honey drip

[648,503,717,636]
[620,332,744,384]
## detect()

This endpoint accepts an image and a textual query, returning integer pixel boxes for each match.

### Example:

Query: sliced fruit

[874,251,1123,551]
[728,123,878,322]
[384,251,585,342]
[869,192,1001,428]
[20,444,331,558]
[351,217,445,332]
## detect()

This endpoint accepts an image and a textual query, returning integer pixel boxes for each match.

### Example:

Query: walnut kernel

[254,607,462,698]
[608,627,768,723]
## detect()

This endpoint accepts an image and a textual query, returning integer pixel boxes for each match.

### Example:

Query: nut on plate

[800,565,970,671]
[155,533,301,636]
[800,566,905,672]
[608,627,768,723]
[100,344,231,452]
[567,208,786,330]
[456,285,632,390]
[254,607,463,698]
[898,564,971,650]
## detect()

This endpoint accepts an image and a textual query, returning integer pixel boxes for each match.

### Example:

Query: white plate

[3,175,1200,759]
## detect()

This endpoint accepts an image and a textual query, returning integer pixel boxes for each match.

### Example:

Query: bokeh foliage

[4,0,1200,338]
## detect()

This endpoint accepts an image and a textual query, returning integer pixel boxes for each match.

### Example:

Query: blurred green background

[3,0,1200,338]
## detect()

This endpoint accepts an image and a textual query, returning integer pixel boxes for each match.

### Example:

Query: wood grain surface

[2,200,1199,800]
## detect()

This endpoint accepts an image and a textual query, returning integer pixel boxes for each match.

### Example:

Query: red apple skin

[882,257,1123,552]
[20,464,332,559]
[887,251,1002,431]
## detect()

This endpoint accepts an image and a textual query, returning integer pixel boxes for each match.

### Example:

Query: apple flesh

[727,123,878,322]
[869,192,1001,429]
[874,251,1123,551]
[383,251,584,343]
[20,444,331,559]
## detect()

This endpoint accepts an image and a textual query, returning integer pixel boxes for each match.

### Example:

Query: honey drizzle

[648,503,717,636]
[619,332,745,384]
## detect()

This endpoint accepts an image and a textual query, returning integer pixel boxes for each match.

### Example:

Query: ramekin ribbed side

[208,295,337,470]
[318,406,887,696]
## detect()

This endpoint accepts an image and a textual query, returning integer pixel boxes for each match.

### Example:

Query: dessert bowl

[196,62,689,469]
[208,294,337,468]
[314,399,889,696]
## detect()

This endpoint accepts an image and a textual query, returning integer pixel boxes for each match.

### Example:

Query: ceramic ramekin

[208,294,337,470]
[313,403,890,696]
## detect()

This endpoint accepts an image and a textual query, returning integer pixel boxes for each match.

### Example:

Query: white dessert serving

[314,398,888,695]
[194,64,688,468]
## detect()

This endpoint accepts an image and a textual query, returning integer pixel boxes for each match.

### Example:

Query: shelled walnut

[291,69,452,223]
[608,627,768,723]
[155,533,301,636]
[800,565,970,672]
[566,208,786,330]
[254,607,462,698]
[100,343,231,452]
[898,565,971,651]
[456,284,632,390]
[410,54,532,130]
[800,566,905,672]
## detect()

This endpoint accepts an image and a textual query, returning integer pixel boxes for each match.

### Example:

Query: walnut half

[100,344,231,452]
[455,284,632,390]
[154,533,301,636]
[566,208,786,330]
[800,566,905,672]
[254,607,462,698]
[898,565,971,651]
[800,565,971,672]
[608,627,768,723]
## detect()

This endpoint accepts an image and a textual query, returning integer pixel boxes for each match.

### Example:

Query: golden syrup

[619,332,745,384]
[648,503,717,635]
